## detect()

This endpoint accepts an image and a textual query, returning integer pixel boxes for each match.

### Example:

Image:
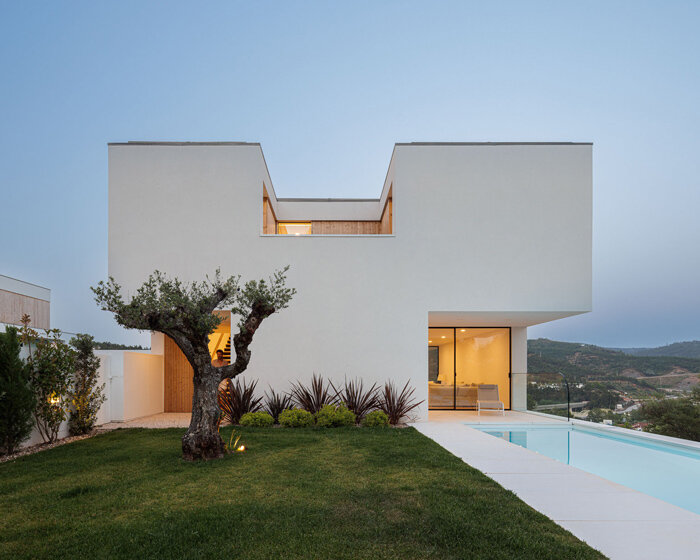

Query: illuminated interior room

[428,327,511,410]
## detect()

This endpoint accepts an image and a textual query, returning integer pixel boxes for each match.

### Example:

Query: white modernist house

[106,141,592,422]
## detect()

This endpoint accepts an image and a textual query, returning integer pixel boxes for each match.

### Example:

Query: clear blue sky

[1,1,699,347]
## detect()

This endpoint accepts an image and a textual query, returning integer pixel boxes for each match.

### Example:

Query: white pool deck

[417,411,700,560]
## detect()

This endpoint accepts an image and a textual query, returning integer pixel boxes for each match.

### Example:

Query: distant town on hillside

[527,338,700,430]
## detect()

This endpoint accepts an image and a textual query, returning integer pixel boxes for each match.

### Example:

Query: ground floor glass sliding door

[428,327,511,410]
[427,328,455,409]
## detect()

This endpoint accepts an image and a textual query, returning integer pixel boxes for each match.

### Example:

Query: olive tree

[92,267,295,460]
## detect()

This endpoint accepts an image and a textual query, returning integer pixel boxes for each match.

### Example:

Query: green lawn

[0,427,604,559]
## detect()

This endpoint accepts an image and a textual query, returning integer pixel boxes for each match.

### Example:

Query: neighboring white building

[0,274,66,446]
[106,141,592,422]
[0,274,50,332]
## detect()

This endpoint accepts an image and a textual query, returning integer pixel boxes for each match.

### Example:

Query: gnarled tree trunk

[179,301,275,461]
[181,358,226,461]
[92,267,294,462]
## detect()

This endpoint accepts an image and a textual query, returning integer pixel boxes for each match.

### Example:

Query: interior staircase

[222,336,231,364]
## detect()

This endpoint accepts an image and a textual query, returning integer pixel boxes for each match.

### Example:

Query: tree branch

[219,300,276,381]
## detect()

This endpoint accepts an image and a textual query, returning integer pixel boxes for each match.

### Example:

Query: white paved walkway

[415,413,700,560]
[100,413,191,429]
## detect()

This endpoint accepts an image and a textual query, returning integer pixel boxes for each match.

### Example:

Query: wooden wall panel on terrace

[311,221,380,234]
[379,188,392,234]
[164,335,194,413]
[262,187,277,234]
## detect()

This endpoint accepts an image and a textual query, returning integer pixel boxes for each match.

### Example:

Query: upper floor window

[262,183,392,235]
[277,222,312,235]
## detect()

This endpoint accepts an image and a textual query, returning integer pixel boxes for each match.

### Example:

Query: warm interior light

[48,393,60,405]
[441,336,446,339]
[278,222,312,235]
[460,329,466,332]
[236,445,246,452]
[428,340,432,343]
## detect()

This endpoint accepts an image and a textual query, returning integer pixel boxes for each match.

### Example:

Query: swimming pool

[471,422,700,515]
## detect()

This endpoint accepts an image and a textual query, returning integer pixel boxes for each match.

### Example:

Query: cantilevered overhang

[428,311,589,328]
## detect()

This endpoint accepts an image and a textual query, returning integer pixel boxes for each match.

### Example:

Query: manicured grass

[0,427,604,559]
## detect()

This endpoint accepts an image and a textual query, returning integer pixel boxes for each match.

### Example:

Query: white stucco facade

[107,141,592,421]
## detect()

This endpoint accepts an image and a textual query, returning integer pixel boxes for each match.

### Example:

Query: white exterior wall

[123,352,164,420]
[23,417,69,448]
[12,349,161,449]
[108,142,592,421]
[96,350,163,422]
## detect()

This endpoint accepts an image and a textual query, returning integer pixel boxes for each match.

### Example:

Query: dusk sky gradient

[1,1,699,347]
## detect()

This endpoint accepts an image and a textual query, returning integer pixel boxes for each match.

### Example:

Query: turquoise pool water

[472,423,700,515]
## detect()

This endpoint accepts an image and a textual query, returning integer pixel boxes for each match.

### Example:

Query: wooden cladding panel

[164,335,194,413]
[262,183,278,234]
[263,198,276,234]
[263,183,277,233]
[0,289,50,329]
[311,221,380,234]
[379,188,392,234]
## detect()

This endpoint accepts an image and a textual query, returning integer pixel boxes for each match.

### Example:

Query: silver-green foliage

[92,267,295,461]
[91,269,240,353]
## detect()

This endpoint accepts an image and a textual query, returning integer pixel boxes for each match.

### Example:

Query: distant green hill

[528,338,700,383]
[612,341,700,359]
[528,339,700,410]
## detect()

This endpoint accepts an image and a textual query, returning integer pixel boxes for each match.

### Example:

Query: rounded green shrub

[361,410,390,427]
[278,408,314,428]
[315,404,356,427]
[239,411,274,427]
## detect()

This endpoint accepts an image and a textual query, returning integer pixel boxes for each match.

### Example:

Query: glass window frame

[427,326,512,411]
[277,222,312,235]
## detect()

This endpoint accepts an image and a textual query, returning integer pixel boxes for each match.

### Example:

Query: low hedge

[279,408,314,428]
[315,404,356,428]
[239,411,274,427]
[361,410,389,427]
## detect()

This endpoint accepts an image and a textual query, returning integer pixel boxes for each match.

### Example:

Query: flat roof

[109,141,592,147]
[0,274,51,301]
[108,141,591,212]
[396,142,593,146]
[0,274,50,291]
[108,141,261,146]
